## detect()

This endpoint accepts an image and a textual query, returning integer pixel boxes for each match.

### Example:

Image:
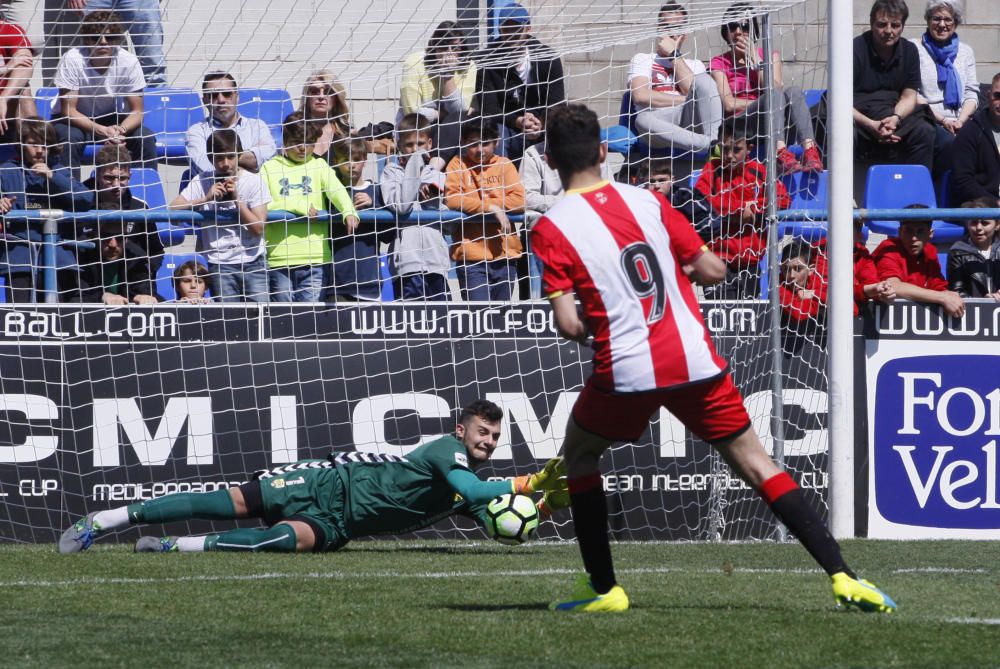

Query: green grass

[0,540,997,668]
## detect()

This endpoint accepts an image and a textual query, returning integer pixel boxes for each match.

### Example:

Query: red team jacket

[694,158,790,267]
[812,239,880,315]
[531,181,728,393]
[779,270,828,322]
[872,238,948,291]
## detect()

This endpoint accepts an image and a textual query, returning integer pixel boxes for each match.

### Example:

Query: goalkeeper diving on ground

[58,400,568,554]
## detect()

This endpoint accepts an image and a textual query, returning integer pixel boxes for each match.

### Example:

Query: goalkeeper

[58,400,567,554]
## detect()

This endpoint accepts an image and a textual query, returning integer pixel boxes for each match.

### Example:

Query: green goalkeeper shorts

[258,467,350,552]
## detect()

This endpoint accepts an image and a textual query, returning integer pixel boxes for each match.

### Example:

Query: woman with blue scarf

[912,0,979,178]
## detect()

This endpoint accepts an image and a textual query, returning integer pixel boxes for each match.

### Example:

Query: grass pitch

[0,539,997,668]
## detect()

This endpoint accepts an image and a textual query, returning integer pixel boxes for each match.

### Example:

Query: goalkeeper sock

[568,472,616,595]
[92,506,130,531]
[759,472,855,578]
[127,490,237,524]
[204,524,298,553]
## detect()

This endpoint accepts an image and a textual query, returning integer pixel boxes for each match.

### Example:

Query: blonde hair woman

[299,69,352,177]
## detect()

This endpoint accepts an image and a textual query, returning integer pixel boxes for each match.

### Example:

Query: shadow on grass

[346,545,543,556]
[439,603,551,612]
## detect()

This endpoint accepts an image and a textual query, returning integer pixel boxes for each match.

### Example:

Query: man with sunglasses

[950,73,1000,207]
[185,71,276,178]
[50,10,157,179]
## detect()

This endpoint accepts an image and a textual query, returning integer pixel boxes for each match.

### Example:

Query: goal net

[1,0,831,544]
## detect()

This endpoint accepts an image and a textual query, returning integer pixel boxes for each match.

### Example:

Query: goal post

[0,0,840,544]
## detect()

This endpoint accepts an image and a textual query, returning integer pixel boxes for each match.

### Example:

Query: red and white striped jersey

[531,180,728,393]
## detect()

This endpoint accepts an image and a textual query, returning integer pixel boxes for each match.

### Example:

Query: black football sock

[568,472,617,594]
[759,472,855,578]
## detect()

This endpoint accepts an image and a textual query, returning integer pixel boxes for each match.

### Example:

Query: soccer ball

[486,493,539,545]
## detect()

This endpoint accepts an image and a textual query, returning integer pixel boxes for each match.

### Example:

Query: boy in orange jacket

[445,118,525,301]
[694,120,790,299]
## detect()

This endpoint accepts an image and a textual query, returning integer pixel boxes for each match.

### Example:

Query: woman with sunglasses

[911,0,979,177]
[398,20,477,167]
[709,2,821,175]
[50,10,157,179]
[298,69,353,183]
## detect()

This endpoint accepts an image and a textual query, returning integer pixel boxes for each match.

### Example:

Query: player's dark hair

[201,71,238,95]
[206,128,242,157]
[961,196,998,210]
[80,10,125,39]
[459,400,503,426]
[397,112,432,138]
[17,117,61,156]
[425,20,471,69]
[174,260,209,286]
[899,205,931,230]
[721,2,760,41]
[460,116,500,144]
[544,103,601,179]
[645,158,673,178]
[95,143,132,167]
[781,238,814,266]
[870,0,909,24]
[719,118,751,144]
[282,110,320,146]
[658,2,688,22]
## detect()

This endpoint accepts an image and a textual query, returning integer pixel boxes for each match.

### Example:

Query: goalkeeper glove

[512,456,566,494]
[537,489,571,517]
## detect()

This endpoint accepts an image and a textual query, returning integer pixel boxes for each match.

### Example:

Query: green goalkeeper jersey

[336,435,510,537]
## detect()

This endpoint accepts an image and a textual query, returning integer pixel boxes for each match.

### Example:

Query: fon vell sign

[867,346,1000,539]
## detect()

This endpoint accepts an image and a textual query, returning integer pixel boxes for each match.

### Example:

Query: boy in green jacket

[260,111,359,302]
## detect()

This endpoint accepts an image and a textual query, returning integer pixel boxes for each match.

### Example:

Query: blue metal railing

[3,209,527,302]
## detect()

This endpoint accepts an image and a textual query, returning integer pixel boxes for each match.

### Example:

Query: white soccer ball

[486,493,540,545]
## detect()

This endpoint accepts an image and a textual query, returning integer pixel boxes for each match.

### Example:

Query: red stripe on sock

[759,471,799,505]
[568,472,603,495]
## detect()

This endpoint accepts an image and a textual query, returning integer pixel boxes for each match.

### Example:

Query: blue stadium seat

[156,252,209,301]
[759,251,770,299]
[689,168,702,189]
[0,275,6,303]
[600,125,636,155]
[379,253,395,301]
[936,169,952,208]
[779,170,829,239]
[178,168,192,194]
[35,87,59,120]
[237,88,294,147]
[143,88,203,160]
[804,88,825,108]
[863,164,964,243]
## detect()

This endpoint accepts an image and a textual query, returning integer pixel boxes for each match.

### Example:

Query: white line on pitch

[943,617,1000,626]
[0,563,988,589]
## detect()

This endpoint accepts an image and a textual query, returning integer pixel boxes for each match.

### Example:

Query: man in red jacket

[872,213,964,317]
[695,119,790,299]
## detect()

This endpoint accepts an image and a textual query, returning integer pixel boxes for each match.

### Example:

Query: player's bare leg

[551,417,630,612]
[714,428,896,612]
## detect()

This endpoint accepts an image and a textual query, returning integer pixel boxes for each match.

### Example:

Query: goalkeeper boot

[135,536,178,553]
[831,572,897,613]
[58,512,102,554]
[550,574,630,612]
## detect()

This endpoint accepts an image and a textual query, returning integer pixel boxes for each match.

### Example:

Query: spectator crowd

[0,0,995,314]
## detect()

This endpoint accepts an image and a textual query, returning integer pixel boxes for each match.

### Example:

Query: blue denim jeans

[398,273,451,301]
[85,0,166,86]
[208,255,269,303]
[269,265,329,303]
[455,260,517,302]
